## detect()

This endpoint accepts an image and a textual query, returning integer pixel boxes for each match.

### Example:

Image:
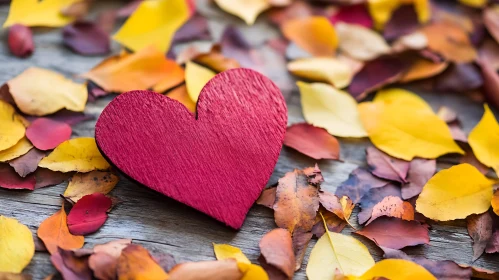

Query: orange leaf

[37,204,84,255]
[168,260,243,280]
[281,16,337,57]
[367,196,414,225]
[116,244,168,280]
[400,58,449,83]
[259,228,295,279]
[152,64,185,93]
[193,45,241,73]
[165,85,196,113]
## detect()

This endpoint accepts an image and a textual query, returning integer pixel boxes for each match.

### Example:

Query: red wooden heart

[95,68,287,229]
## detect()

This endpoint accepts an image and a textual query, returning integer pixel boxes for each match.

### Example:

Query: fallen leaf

[477,57,499,111]
[26,118,71,151]
[9,148,45,177]
[283,123,340,160]
[336,22,390,61]
[213,244,251,264]
[367,196,414,225]
[434,63,483,93]
[484,6,499,46]
[60,0,91,19]
[358,89,464,160]
[257,187,277,209]
[493,191,499,216]
[191,45,241,73]
[336,168,389,204]
[34,168,72,189]
[391,31,428,53]
[311,210,347,239]
[117,244,168,279]
[330,4,373,29]
[64,171,118,202]
[82,46,183,93]
[62,21,110,55]
[168,260,243,280]
[0,100,26,152]
[152,66,185,94]
[173,13,211,43]
[214,0,270,25]
[238,260,270,280]
[0,138,32,162]
[0,163,36,190]
[356,217,429,249]
[367,0,430,30]
[358,184,401,225]
[307,214,375,278]
[37,205,84,255]
[8,67,87,116]
[486,231,499,253]
[467,212,493,262]
[287,57,352,88]
[298,81,367,138]
[416,164,495,221]
[318,192,354,223]
[164,85,196,113]
[291,230,313,271]
[38,138,110,173]
[259,228,295,279]
[469,104,499,175]
[382,5,420,40]
[67,193,112,235]
[281,16,337,57]
[0,216,35,273]
[3,0,79,27]
[8,24,34,58]
[345,259,436,280]
[113,0,190,52]
[366,147,409,183]
[400,58,448,83]
[401,158,436,200]
[185,61,216,103]
[50,247,92,280]
[89,239,132,280]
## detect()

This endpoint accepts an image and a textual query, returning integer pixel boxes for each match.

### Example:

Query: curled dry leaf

[3,0,79,27]
[213,244,251,264]
[283,123,340,160]
[37,205,84,255]
[9,148,45,177]
[259,228,295,279]
[367,196,414,225]
[50,247,92,280]
[0,100,26,152]
[400,58,448,83]
[416,164,495,221]
[26,118,71,151]
[63,21,110,56]
[336,22,390,61]
[366,147,409,183]
[8,67,87,116]
[0,163,36,190]
[468,104,499,175]
[287,57,352,88]
[281,16,337,57]
[38,138,110,173]
[298,81,367,138]
[117,244,168,279]
[344,259,436,280]
[64,171,118,202]
[113,0,190,52]
[8,24,34,58]
[257,187,276,209]
[467,212,493,262]
[358,184,401,225]
[402,158,436,200]
[0,216,35,273]
[0,138,32,162]
[185,61,216,103]
[336,168,389,204]
[214,0,270,25]
[67,193,113,235]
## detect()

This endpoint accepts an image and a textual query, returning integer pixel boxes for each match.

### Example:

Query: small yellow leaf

[38,138,110,173]
[214,0,270,25]
[459,0,487,7]
[306,214,375,279]
[287,57,353,88]
[8,67,87,116]
[213,243,251,264]
[64,171,119,202]
[0,138,32,162]
[238,262,269,280]
[185,61,216,103]
[416,164,495,221]
[346,259,436,280]
[298,81,367,138]
[0,101,25,152]
[336,22,390,61]
[368,0,430,30]
[0,216,35,273]
[113,0,190,53]
[468,104,499,174]
[3,0,79,27]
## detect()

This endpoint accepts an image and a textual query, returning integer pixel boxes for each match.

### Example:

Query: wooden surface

[0,1,498,279]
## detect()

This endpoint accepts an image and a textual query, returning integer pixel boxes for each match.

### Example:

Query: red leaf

[63,21,110,56]
[335,167,389,204]
[67,193,113,235]
[382,5,419,41]
[358,183,401,224]
[283,123,340,160]
[467,211,494,262]
[330,4,372,29]
[356,217,429,249]
[0,163,35,190]
[8,24,34,58]
[26,118,72,151]
[401,158,436,200]
[9,148,45,177]
[366,147,409,183]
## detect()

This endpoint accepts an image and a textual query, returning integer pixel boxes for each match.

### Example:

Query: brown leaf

[117,244,168,279]
[0,163,36,190]
[193,45,240,73]
[283,123,340,160]
[401,158,436,200]
[467,211,494,262]
[335,167,389,204]
[259,229,295,279]
[366,147,409,183]
[9,148,45,177]
[311,210,346,238]
[291,230,313,272]
[50,247,92,280]
[486,231,499,254]
[34,168,72,189]
[168,260,243,280]
[367,196,414,225]
[318,192,353,222]
[89,239,132,280]
[60,0,91,19]
[257,187,277,209]
[358,184,401,225]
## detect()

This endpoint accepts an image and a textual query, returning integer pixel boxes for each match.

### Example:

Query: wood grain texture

[0,1,498,280]
[96,69,287,229]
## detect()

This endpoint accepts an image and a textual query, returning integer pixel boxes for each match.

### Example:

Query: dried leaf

[486,231,499,254]
[117,244,168,279]
[9,148,45,177]
[0,101,26,152]
[319,192,354,223]
[291,230,313,271]
[336,168,389,205]
[401,158,436,200]
[469,104,499,175]
[38,138,110,173]
[434,63,483,93]
[192,45,240,73]
[367,0,430,30]
[283,123,340,160]
[213,244,251,264]
[330,4,373,29]
[113,0,190,53]
[281,16,337,57]
[259,228,295,279]
[257,187,277,209]
[311,210,347,239]
[64,171,118,203]
[366,147,409,183]
[214,0,270,25]
[336,22,390,61]
[345,259,436,280]
[0,216,35,273]
[287,57,352,88]
[367,196,414,225]
[0,138,32,162]
[298,81,367,138]
[467,212,493,262]
[89,239,132,280]
[391,32,428,53]
[356,217,429,249]
[50,247,92,280]
[173,13,211,43]
[416,164,495,221]
[8,67,87,116]
[358,184,401,225]
[34,168,72,189]
[67,193,112,235]
[8,24,34,58]
[168,260,243,280]
[37,205,84,255]
[0,163,36,190]
[400,58,448,83]
[3,0,79,27]
[185,61,216,103]
[62,21,110,56]
[383,5,420,40]
[26,118,71,151]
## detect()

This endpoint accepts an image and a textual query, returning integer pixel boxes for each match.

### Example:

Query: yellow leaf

[307,214,375,279]
[416,164,495,221]
[238,262,269,280]
[0,138,32,162]
[8,67,87,116]
[3,0,78,27]
[298,81,367,138]
[214,0,270,25]
[0,216,34,273]
[113,0,190,53]
[468,104,499,174]
[38,138,110,173]
[346,259,436,280]
[336,22,390,61]
[287,57,353,88]
[358,90,463,160]
[213,243,251,264]
[368,0,430,30]
[459,0,487,7]
[0,101,25,152]
[64,171,119,202]
[185,61,216,103]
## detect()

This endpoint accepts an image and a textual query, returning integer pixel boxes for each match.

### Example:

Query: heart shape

[95,68,287,229]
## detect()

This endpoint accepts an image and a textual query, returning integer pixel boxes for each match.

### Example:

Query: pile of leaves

[1,0,499,279]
